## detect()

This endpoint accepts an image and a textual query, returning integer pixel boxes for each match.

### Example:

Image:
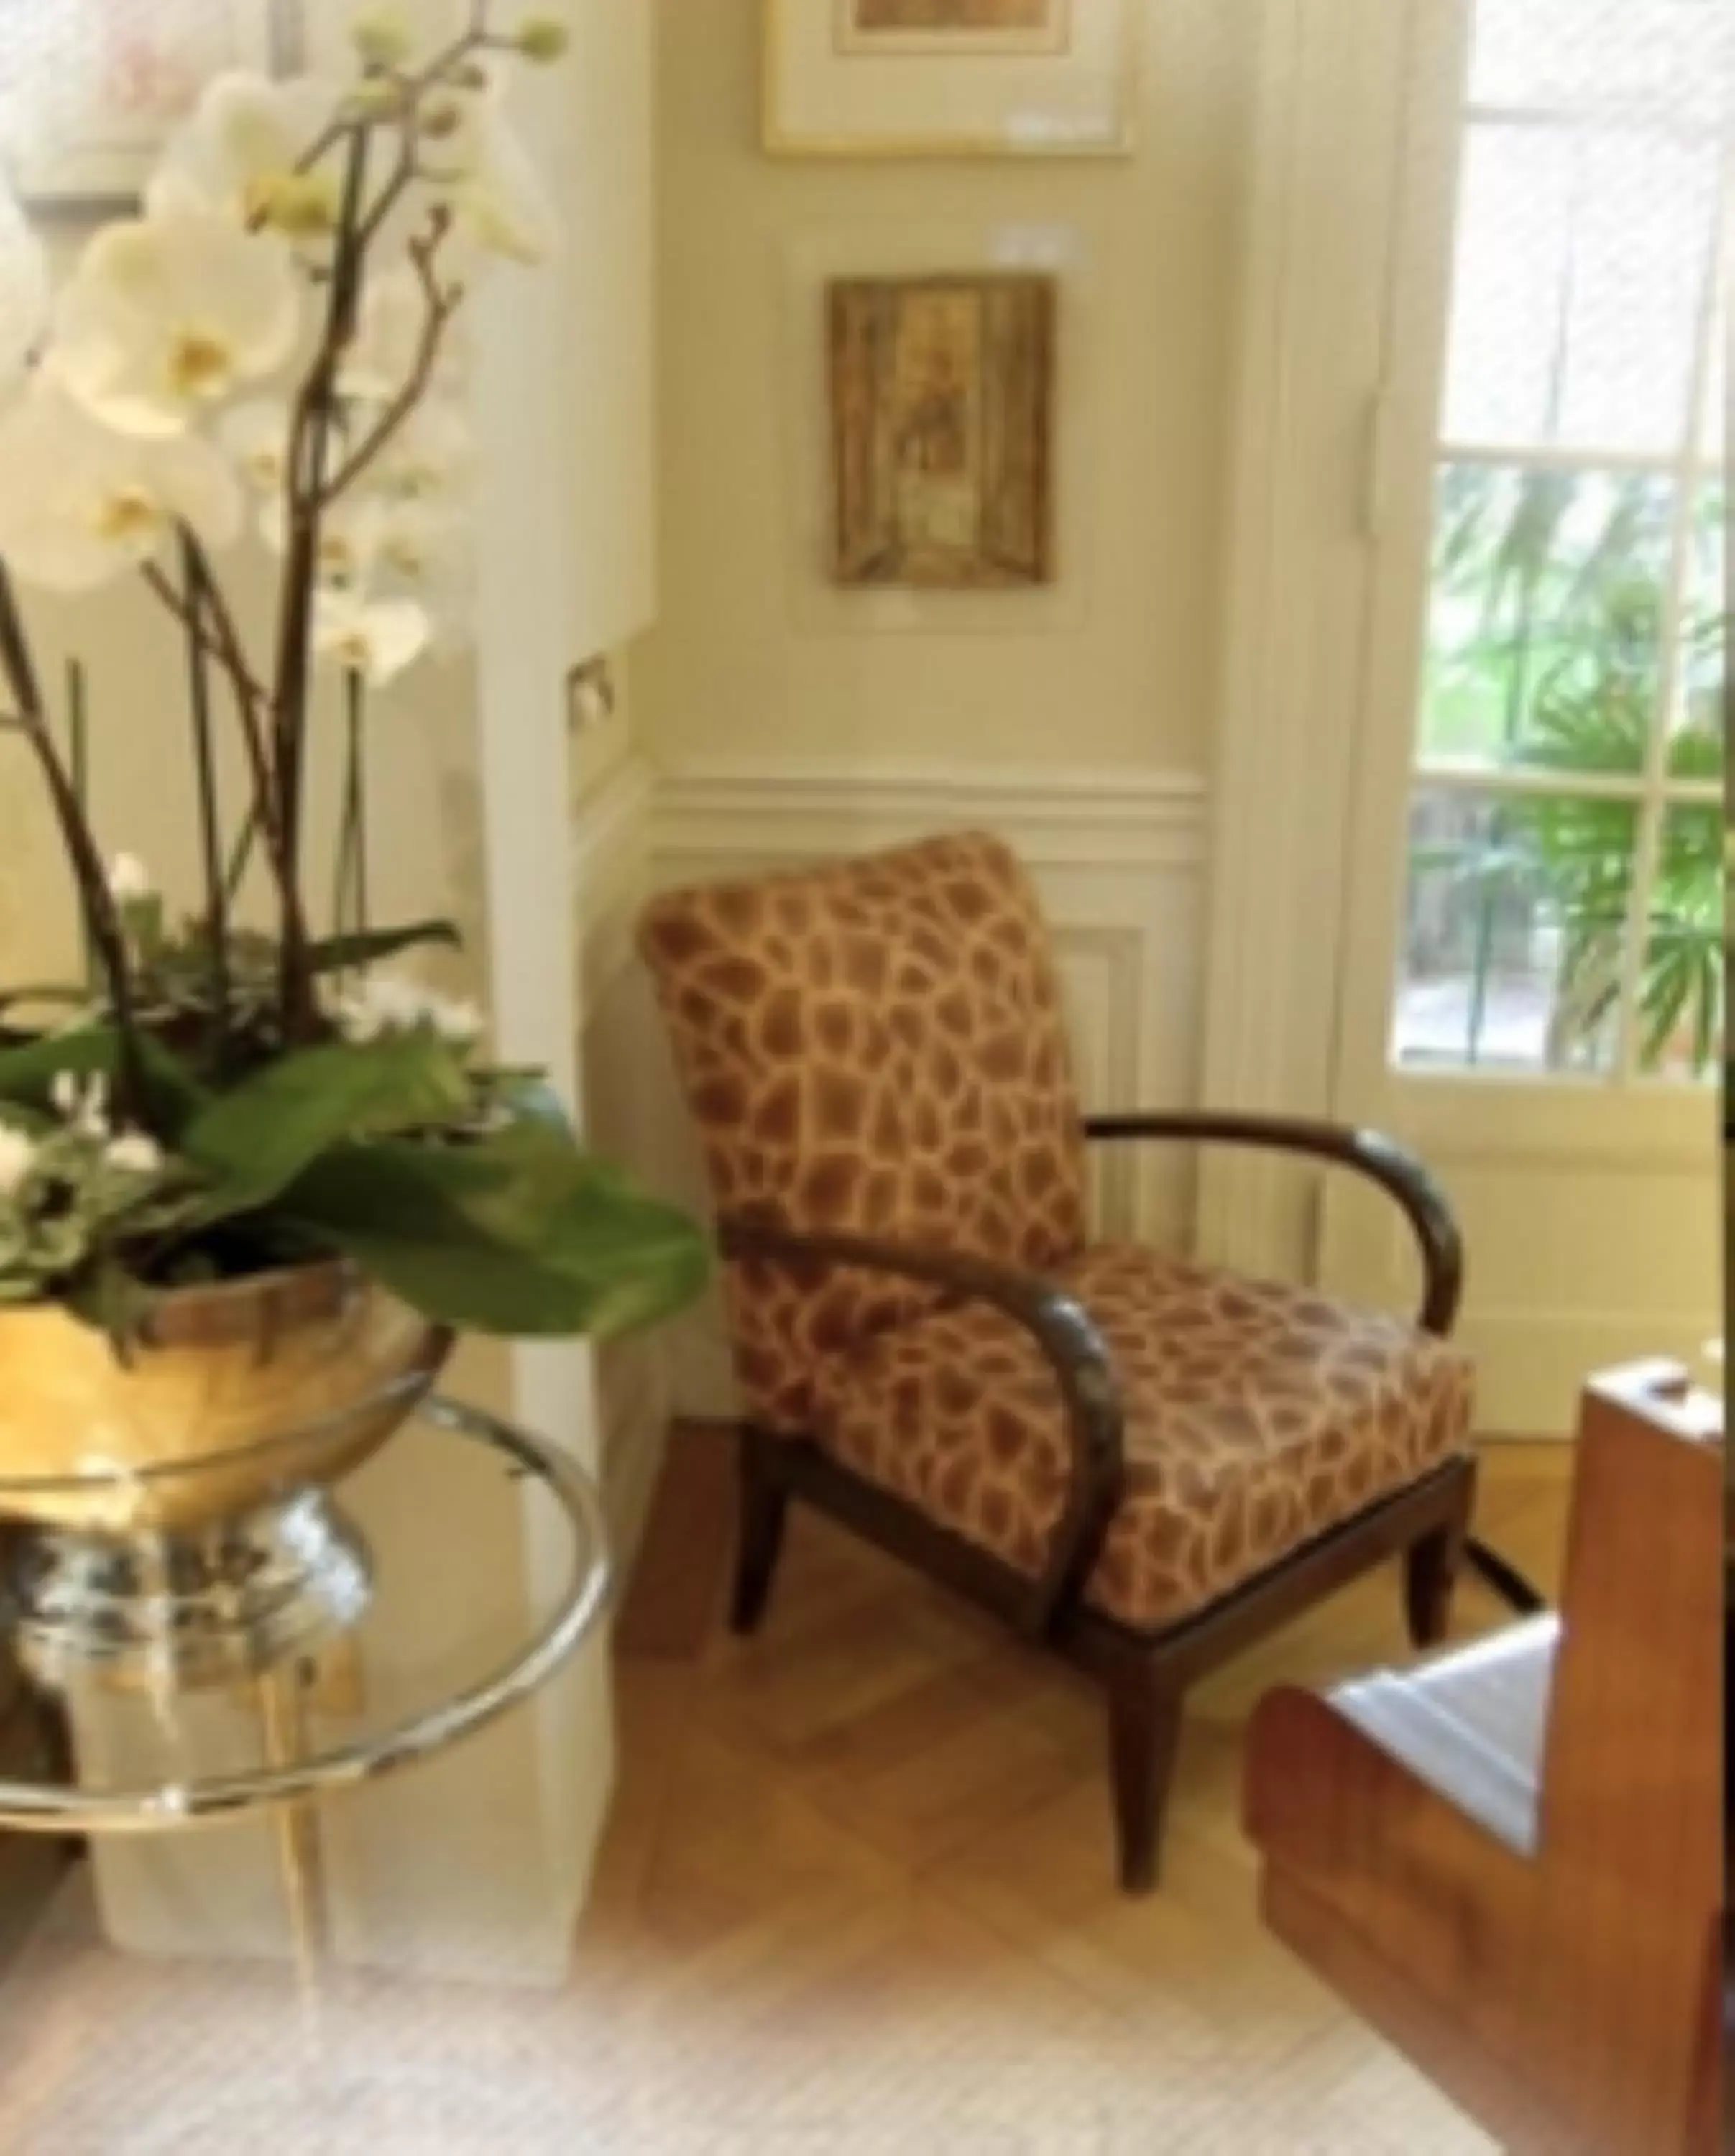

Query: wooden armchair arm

[1082,1112,1465,1337]
[718,1215,1126,1637]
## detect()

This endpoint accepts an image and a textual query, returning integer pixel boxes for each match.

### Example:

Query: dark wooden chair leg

[1464,1537,1547,1617]
[1105,1656,1185,1895]
[731,1427,791,1637]
[1404,1460,1476,1650]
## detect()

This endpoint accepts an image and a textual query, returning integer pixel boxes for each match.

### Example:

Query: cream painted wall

[638,0,1261,775]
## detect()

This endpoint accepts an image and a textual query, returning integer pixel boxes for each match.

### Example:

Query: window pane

[1443,127,1578,446]
[1396,791,1634,1075]
[1420,464,1675,769]
[1701,284,1726,464]
[1470,0,1735,129]
[1443,125,1718,455]
[1636,803,1724,1078]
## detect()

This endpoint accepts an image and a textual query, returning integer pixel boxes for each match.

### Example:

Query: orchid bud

[351,6,413,70]
[421,101,464,141]
[515,17,569,63]
[249,171,340,241]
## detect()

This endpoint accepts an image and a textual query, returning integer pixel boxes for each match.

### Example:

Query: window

[1394,0,1729,1080]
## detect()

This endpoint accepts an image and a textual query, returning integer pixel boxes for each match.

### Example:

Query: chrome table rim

[0,1397,612,1836]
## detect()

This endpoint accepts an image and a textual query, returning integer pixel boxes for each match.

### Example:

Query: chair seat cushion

[808,1243,1474,1636]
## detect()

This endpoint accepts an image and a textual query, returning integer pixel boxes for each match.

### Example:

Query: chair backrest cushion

[639,830,1089,1431]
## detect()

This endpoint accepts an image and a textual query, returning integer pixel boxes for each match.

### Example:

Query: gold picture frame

[832,0,1073,60]
[827,273,1057,590]
[765,0,1136,158]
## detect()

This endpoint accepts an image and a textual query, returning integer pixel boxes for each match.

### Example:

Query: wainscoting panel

[577,754,1211,1428]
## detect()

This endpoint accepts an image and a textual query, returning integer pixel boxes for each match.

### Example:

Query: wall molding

[653,755,1207,872]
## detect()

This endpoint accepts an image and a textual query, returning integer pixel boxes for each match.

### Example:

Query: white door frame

[1200,0,1722,1431]
[1197,0,1438,1281]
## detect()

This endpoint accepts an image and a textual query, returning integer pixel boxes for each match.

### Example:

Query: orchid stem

[336,669,371,954]
[0,564,147,1124]
[182,534,229,1059]
[225,803,260,907]
[273,124,372,1040]
[65,659,94,995]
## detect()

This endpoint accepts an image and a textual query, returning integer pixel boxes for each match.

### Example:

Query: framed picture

[766,0,1135,157]
[777,218,1092,636]
[828,273,1056,589]
[833,0,1073,59]
[1,1,284,206]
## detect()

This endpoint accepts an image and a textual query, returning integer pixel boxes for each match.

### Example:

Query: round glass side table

[0,1396,612,1971]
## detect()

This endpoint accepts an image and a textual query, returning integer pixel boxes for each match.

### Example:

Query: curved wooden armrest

[719,1215,1126,1636]
[1082,1112,1465,1337]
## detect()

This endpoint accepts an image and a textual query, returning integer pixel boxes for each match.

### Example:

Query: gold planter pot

[0,1264,451,1536]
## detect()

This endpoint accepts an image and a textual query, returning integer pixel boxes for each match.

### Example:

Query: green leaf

[61,1257,155,1361]
[277,1121,709,1341]
[178,1031,474,1226]
[305,920,463,977]
[1638,952,1694,1068]
[0,1026,206,1137]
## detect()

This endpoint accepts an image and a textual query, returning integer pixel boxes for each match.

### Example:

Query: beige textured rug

[0,1866,1488,2156]
[0,1445,1555,2155]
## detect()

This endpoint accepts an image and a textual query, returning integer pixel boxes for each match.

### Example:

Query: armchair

[640,831,1481,1891]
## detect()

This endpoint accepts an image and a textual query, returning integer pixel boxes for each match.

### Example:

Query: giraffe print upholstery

[640,831,1474,1639]
[809,1244,1473,1632]
[640,831,1088,1434]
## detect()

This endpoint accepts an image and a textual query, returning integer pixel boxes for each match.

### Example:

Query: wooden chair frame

[721,1111,1481,1892]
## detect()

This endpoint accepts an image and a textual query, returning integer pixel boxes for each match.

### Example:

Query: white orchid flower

[377,496,462,584]
[0,384,243,593]
[377,497,472,655]
[0,175,47,396]
[312,589,431,686]
[49,206,300,439]
[149,73,344,233]
[259,489,385,591]
[103,1132,165,1179]
[377,398,471,500]
[444,113,556,267]
[328,971,481,1047]
[219,396,293,494]
[106,853,155,903]
[0,1128,38,1200]
[51,1071,111,1139]
[408,63,553,269]
[341,266,428,403]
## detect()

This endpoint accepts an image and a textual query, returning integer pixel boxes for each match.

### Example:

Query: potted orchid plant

[0,7,706,1532]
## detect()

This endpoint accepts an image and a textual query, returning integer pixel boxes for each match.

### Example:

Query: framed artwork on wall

[0,1,284,206]
[777,218,1093,637]
[765,0,1136,157]
[828,274,1057,589]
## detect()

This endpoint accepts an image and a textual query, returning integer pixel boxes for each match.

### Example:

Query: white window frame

[1398,79,1729,1084]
